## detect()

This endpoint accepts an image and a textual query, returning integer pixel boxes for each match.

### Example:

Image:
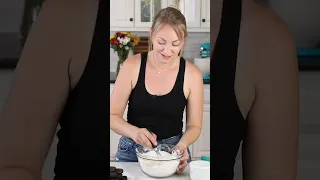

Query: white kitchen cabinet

[110,0,135,27]
[110,84,125,160]
[110,0,210,32]
[204,83,210,104]
[110,84,130,160]
[190,85,210,159]
[109,84,210,161]
[110,107,128,160]
[134,0,168,27]
[167,0,201,28]
[191,103,210,158]
[201,0,210,28]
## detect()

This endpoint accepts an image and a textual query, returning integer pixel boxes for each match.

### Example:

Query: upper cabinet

[167,0,201,28]
[110,0,210,32]
[201,0,210,28]
[135,0,168,27]
[110,0,135,27]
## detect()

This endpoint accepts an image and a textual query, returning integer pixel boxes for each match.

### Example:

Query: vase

[116,49,130,76]
[128,49,134,56]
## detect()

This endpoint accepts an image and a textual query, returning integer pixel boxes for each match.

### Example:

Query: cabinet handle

[130,18,133,21]
[202,19,205,22]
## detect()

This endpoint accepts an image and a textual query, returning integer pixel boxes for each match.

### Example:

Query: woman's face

[151,24,184,64]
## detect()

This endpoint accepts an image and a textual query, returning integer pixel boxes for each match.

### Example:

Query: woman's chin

[159,55,177,63]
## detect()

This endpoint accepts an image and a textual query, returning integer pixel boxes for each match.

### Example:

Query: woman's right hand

[131,128,157,149]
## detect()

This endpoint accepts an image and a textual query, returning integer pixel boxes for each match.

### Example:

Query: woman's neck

[150,51,179,72]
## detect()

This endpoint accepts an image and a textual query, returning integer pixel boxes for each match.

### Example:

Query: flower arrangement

[110,32,140,75]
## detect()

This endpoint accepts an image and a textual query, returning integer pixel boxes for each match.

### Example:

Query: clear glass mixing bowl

[135,144,184,178]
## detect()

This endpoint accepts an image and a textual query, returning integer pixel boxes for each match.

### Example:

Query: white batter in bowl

[135,144,183,178]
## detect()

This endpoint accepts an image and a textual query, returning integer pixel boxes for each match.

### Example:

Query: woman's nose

[162,45,173,54]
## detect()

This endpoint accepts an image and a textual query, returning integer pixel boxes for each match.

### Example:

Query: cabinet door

[182,108,194,156]
[204,84,210,104]
[110,84,114,95]
[167,0,201,28]
[192,103,210,158]
[110,107,128,160]
[110,84,128,160]
[110,0,134,27]
[201,0,210,28]
[110,130,120,160]
[134,0,168,27]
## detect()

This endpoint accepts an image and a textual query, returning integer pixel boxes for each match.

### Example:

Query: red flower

[116,32,122,37]
[110,39,117,45]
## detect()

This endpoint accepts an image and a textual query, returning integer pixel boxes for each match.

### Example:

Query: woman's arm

[242,14,299,180]
[177,64,204,149]
[110,56,145,139]
[0,0,72,179]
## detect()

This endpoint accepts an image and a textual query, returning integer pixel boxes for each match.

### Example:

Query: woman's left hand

[175,143,189,174]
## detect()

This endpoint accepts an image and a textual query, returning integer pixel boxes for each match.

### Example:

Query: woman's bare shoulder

[121,53,142,75]
[124,53,142,67]
[184,59,203,96]
[115,53,142,88]
[249,4,297,77]
[185,60,203,81]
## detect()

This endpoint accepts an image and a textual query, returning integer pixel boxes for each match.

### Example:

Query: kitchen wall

[110,31,210,72]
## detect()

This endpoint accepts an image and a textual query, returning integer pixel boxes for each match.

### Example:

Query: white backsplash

[110,31,210,72]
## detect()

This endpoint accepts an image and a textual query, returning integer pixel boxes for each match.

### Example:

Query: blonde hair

[148,6,188,56]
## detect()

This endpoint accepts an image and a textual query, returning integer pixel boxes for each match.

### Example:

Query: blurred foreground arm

[242,11,299,180]
[0,0,71,179]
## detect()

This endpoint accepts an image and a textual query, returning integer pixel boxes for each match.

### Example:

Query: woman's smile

[160,53,172,60]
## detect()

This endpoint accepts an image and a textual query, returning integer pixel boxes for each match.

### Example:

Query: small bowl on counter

[135,144,184,178]
[193,57,210,77]
[189,160,210,180]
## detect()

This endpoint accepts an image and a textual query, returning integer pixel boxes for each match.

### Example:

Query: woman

[110,7,204,173]
[0,0,202,179]
[0,0,299,179]
[210,0,299,179]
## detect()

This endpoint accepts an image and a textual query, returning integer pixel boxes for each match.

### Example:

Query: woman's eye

[158,41,165,45]
[172,44,180,47]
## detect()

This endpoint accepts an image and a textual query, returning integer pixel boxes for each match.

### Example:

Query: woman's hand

[174,143,189,174]
[131,128,157,149]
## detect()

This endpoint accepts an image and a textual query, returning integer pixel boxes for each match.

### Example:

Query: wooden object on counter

[133,37,149,55]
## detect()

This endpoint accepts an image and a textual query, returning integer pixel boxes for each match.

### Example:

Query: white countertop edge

[110,162,191,180]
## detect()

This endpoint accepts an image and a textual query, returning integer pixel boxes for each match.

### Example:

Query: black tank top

[211,0,246,179]
[54,0,246,179]
[127,52,187,140]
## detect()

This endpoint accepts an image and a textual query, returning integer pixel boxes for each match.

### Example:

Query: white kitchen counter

[110,162,191,180]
